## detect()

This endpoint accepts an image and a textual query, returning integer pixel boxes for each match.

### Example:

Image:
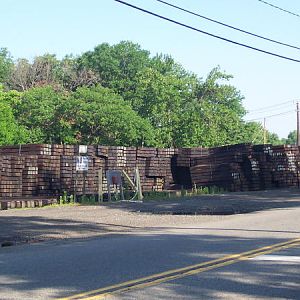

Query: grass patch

[143,185,226,201]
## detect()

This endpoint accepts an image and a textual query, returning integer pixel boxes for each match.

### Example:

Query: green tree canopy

[132,67,198,147]
[283,130,297,145]
[0,102,29,145]
[14,86,63,143]
[79,41,151,99]
[0,88,29,144]
[60,86,156,146]
[0,48,13,85]
[0,42,285,148]
[178,67,248,147]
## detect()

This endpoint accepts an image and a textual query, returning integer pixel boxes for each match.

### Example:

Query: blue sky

[1,0,300,138]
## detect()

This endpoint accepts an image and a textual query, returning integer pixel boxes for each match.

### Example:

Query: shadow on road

[0,215,137,245]
[106,188,300,215]
[2,188,300,245]
[1,188,300,298]
[0,230,299,299]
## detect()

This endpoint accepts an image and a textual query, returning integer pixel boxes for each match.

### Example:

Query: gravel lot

[1,188,300,246]
[0,205,225,246]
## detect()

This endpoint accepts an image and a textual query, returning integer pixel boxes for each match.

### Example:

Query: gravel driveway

[1,188,300,246]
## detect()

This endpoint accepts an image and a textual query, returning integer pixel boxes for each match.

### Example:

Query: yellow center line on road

[59,237,300,300]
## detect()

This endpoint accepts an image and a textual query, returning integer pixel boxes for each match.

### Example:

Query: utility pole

[297,102,300,146]
[263,117,267,144]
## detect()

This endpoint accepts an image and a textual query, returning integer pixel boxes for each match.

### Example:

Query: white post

[98,168,103,202]
[135,167,143,200]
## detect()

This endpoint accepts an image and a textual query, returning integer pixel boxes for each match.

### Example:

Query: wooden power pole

[297,102,300,146]
[263,117,267,144]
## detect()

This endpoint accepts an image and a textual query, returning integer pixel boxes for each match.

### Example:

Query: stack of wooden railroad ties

[0,143,299,209]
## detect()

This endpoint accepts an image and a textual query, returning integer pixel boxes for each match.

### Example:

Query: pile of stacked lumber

[252,144,299,189]
[179,144,252,191]
[0,156,23,197]
[136,147,158,191]
[182,143,300,191]
[0,143,300,201]
[102,146,177,192]
[22,156,38,196]
[0,144,178,198]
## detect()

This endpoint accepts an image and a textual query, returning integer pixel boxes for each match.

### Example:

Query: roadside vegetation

[142,185,225,201]
[0,41,291,147]
[55,185,226,205]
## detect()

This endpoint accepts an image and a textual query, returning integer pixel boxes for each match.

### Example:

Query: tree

[59,55,100,91]
[8,54,100,92]
[150,54,189,77]
[0,87,22,108]
[283,130,297,145]
[132,67,198,147]
[267,132,281,145]
[60,86,156,146]
[0,88,29,144]
[0,48,13,85]
[1,43,284,148]
[184,67,247,147]
[79,41,151,100]
[238,121,264,144]
[0,103,29,145]
[8,55,60,91]
[14,86,63,143]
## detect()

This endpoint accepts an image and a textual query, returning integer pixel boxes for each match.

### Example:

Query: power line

[154,0,300,50]
[115,0,300,63]
[258,0,300,19]
[247,100,297,114]
[247,104,295,115]
[245,109,295,122]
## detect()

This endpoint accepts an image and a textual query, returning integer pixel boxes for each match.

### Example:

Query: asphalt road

[1,206,300,299]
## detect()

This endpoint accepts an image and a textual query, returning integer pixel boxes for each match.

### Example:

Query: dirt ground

[1,188,300,246]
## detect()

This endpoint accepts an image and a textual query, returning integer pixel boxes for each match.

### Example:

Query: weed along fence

[0,143,299,209]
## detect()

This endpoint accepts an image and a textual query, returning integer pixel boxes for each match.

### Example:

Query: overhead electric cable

[245,109,295,122]
[115,0,300,63]
[247,105,295,115]
[155,0,300,50]
[247,100,297,113]
[258,0,300,19]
